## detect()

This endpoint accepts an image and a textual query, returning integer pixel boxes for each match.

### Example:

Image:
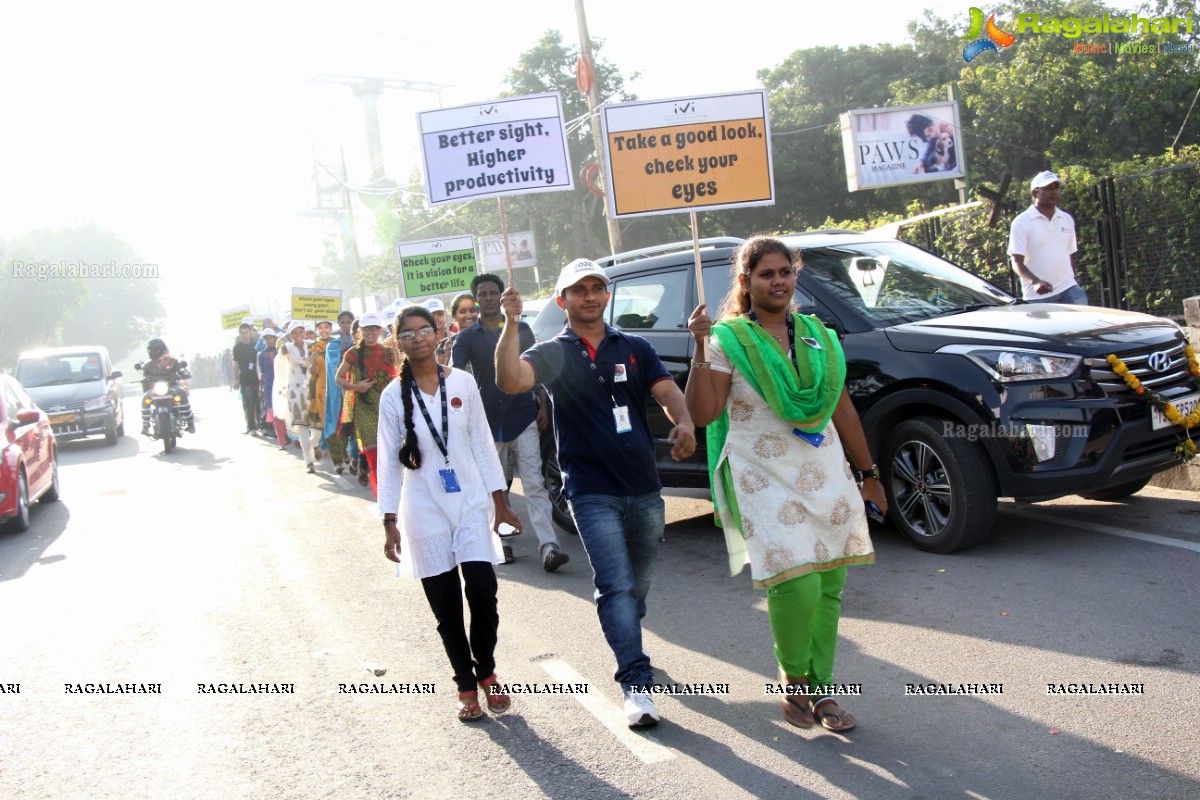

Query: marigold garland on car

[1106,346,1200,462]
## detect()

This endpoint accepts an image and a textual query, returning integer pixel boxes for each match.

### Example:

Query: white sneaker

[623,690,660,728]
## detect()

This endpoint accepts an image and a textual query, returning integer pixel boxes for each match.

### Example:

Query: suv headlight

[938,345,1081,382]
[83,397,108,411]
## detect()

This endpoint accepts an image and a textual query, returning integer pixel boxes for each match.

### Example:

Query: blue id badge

[439,468,462,493]
[792,428,825,448]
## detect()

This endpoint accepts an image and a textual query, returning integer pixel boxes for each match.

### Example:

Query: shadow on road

[57,435,139,465]
[0,497,71,582]
[482,713,635,800]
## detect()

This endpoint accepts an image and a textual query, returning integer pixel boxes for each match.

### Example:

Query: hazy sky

[1,0,964,358]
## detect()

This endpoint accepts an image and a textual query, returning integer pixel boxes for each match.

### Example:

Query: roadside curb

[1149,462,1200,492]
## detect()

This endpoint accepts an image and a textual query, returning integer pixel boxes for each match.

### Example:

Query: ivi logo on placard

[963,7,1016,61]
[667,100,705,123]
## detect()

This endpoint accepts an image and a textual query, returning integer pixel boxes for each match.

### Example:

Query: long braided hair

[396,305,437,470]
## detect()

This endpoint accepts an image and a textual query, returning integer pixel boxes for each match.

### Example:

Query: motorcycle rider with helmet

[139,338,195,436]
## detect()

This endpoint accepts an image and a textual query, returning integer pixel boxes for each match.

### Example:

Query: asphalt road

[2,388,1199,799]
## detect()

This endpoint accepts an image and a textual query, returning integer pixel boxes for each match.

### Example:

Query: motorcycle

[134,360,191,454]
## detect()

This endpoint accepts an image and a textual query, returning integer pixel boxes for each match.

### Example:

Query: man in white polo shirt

[1007,170,1088,305]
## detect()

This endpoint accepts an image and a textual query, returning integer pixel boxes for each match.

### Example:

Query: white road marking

[1001,507,1200,551]
[538,658,676,765]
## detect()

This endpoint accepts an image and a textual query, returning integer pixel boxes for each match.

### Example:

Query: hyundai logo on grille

[1146,350,1172,373]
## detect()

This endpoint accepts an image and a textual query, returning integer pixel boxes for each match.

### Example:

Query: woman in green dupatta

[685,236,887,733]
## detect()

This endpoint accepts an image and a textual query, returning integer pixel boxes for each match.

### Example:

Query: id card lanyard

[748,311,825,448]
[579,337,632,434]
[412,366,462,492]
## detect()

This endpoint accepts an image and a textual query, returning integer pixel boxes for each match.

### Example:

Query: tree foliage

[362,3,1199,304]
[0,224,163,367]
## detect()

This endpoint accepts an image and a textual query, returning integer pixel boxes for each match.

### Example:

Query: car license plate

[1152,392,1200,430]
[49,413,78,425]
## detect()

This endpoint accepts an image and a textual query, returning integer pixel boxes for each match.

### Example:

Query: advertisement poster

[600,90,774,218]
[418,93,574,206]
[839,101,965,191]
[290,288,342,321]
[480,231,537,271]
[397,235,477,299]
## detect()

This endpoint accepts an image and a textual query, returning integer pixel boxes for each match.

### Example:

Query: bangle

[691,361,711,369]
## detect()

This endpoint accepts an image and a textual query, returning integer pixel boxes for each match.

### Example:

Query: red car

[1,374,60,532]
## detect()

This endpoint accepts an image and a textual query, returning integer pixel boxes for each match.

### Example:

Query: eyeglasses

[397,326,436,342]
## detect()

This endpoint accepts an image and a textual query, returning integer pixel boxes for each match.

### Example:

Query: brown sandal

[479,674,511,714]
[457,691,484,721]
[810,697,856,732]
[778,668,814,728]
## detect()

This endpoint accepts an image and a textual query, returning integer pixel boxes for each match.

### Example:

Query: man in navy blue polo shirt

[496,258,696,729]
[452,273,568,572]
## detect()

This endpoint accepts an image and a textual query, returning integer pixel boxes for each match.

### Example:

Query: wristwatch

[382,515,397,526]
[854,463,881,482]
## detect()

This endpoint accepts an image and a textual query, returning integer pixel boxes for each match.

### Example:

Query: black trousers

[420,561,499,693]
[239,380,260,431]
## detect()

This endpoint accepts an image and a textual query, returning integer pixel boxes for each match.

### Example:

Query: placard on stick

[220,306,251,330]
[601,90,775,302]
[291,288,342,321]
[418,93,574,207]
[600,90,774,219]
[397,235,477,299]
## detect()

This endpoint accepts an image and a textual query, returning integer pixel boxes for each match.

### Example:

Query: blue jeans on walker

[1031,283,1089,305]
[568,492,665,691]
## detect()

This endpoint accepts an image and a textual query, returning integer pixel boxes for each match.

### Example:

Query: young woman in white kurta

[378,306,523,722]
[277,321,320,472]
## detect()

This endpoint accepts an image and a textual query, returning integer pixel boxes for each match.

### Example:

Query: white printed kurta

[275,342,314,429]
[710,338,874,589]
[376,368,507,579]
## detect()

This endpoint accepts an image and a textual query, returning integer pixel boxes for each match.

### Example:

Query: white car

[519,298,548,327]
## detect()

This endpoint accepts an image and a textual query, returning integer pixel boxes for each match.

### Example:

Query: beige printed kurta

[710,338,874,589]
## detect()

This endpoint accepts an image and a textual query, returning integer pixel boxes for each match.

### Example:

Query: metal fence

[897,161,1200,320]
[1094,161,1200,319]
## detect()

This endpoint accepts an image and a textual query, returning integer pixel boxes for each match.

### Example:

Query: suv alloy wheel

[883,416,997,553]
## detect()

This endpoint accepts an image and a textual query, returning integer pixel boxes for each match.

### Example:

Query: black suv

[531,233,1195,553]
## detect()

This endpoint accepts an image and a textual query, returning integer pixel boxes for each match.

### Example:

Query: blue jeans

[1031,283,1089,305]
[568,492,665,691]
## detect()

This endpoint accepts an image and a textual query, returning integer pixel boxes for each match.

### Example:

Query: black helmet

[147,338,168,359]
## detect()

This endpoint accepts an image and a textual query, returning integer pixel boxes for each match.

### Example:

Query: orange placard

[601,91,774,219]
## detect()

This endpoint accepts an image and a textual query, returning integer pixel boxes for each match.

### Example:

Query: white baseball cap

[555,258,611,295]
[262,329,280,338]
[359,312,383,328]
[1031,170,1062,190]
[287,320,306,334]
[423,298,446,313]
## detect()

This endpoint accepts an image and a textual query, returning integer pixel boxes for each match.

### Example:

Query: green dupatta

[706,313,846,575]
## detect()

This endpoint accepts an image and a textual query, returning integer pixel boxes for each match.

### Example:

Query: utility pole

[948,83,970,205]
[312,74,447,190]
[574,0,623,255]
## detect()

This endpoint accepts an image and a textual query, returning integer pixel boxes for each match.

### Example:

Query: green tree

[0,225,163,366]
[909,0,1200,181]
[724,43,962,238]
[373,31,680,292]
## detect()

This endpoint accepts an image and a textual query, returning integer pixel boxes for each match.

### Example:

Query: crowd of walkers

[222,250,885,733]
[228,310,393,484]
